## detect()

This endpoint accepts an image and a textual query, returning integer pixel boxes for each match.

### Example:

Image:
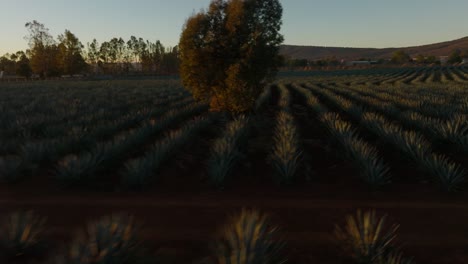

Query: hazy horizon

[1,0,468,55]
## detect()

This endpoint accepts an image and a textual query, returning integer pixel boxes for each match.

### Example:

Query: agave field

[1,66,468,264]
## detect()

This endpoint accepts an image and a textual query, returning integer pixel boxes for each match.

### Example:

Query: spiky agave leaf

[346,139,391,188]
[54,152,104,187]
[378,250,414,264]
[398,131,430,162]
[361,113,401,145]
[434,115,468,150]
[121,157,157,190]
[215,209,285,264]
[423,154,465,192]
[208,116,249,188]
[277,84,291,109]
[68,214,139,264]
[255,86,272,112]
[334,209,399,263]
[320,112,357,145]
[0,211,47,258]
[121,116,213,190]
[208,139,239,188]
[320,113,391,188]
[120,131,179,190]
[292,84,328,114]
[271,111,301,185]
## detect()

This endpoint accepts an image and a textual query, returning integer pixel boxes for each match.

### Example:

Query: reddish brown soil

[2,182,468,264]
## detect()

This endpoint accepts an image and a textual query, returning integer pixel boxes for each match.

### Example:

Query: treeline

[282,49,468,70]
[0,20,179,79]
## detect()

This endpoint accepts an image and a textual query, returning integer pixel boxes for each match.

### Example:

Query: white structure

[461,58,468,65]
[0,71,3,79]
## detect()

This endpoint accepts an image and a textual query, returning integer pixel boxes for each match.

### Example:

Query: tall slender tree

[58,30,87,75]
[25,20,58,78]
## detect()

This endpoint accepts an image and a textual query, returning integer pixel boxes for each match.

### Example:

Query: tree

[16,52,32,78]
[391,50,411,64]
[461,50,468,59]
[57,30,87,75]
[86,39,101,74]
[448,49,462,64]
[25,20,58,78]
[415,54,425,63]
[426,55,438,64]
[162,46,179,74]
[0,55,15,74]
[179,0,284,113]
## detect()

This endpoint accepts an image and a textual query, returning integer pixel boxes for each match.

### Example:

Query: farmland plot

[0,70,467,264]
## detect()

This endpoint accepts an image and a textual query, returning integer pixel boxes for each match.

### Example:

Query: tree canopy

[391,50,411,64]
[25,20,58,78]
[448,49,463,64]
[179,0,284,113]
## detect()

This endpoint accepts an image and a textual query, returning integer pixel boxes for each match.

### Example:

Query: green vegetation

[321,113,390,188]
[66,214,140,264]
[1,66,468,263]
[391,50,411,64]
[214,209,285,264]
[0,209,416,263]
[334,210,412,264]
[270,85,302,184]
[121,113,213,190]
[208,115,249,188]
[0,211,47,259]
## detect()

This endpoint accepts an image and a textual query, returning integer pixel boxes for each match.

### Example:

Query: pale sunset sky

[1,0,468,55]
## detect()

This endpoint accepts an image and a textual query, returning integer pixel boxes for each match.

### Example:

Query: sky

[1,0,468,55]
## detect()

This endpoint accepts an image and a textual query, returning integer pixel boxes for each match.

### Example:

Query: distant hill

[280,37,468,60]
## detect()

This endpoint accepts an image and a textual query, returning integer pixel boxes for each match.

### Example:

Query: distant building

[0,71,3,79]
[461,58,468,65]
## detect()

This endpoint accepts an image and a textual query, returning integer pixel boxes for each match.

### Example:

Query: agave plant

[55,153,104,187]
[320,112,357,144]
[122,116,213,190]
[423,154,465,192]
[271,111,302,185]
[292,84,328,114]
[67,214,139,264]
[208,140,239,188]
[215,209,285,264]
[208,116,249,188]
[347,139,391,188]
[255,86,272,112]
[334,209,399,264]
[321,112,391,188]
[277,84,293,110]
[378,250,414,264]
[0,211,47,258]
[121,142,171,190]
[434,115,468,151]
[398,131,430,162]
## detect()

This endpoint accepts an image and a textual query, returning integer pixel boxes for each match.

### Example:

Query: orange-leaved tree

[179,0,283,113]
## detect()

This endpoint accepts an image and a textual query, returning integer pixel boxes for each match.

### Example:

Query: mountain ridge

[280,36,468,60]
